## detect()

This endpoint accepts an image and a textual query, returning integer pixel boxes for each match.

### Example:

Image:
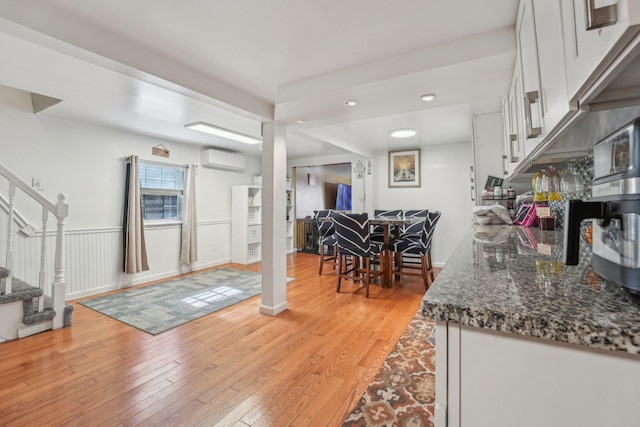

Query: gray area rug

[79,268,291,335]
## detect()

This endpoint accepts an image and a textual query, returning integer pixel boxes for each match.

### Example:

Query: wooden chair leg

[421,255,429,291]
[336,254,342,293]
[427,252,435,283]
[364,257,370,298]
[319,243,325,275]
[332,245,338,271]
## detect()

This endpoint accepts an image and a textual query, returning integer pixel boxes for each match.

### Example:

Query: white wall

[0,84,261,298]
[472,112,505,202]
[374,142,475,266]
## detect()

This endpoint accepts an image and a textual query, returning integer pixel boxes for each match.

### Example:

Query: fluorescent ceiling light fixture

[185,122,261,145]
[420,94,437,102]
[390,128,417,138]
[345,99,358,106]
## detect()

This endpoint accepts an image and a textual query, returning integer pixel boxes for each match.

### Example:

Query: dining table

[317,214,419,288]
[369,215,419,288]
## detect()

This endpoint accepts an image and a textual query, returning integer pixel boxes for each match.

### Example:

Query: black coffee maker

[564,118,640,295]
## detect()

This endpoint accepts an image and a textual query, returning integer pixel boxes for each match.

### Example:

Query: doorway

[293,163,352,253]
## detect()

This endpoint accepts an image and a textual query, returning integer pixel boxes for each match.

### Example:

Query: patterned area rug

[80,268,289,335]
[343,310,436,426]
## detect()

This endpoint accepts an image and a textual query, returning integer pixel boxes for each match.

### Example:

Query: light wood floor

[0,252,438,426]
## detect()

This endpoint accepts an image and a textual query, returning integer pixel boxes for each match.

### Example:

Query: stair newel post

[52,193,68,330]
[37,205,48,313]
[5,181,15,295]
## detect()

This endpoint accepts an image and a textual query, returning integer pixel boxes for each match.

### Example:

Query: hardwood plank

[0,253,438,426]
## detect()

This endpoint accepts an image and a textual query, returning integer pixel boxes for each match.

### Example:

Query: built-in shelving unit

[232,185,262,264]
[286,179,294,254]
[232,181,295,264]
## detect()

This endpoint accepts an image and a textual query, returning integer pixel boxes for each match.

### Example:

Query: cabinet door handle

[585,0,618,30]
[509,134,519,162]
[524,91,541,138]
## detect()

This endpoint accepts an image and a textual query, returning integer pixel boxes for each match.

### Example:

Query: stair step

[22,293,74,327]
[1,275,74,328]
[22,305,56,324]
[0,276,42,304]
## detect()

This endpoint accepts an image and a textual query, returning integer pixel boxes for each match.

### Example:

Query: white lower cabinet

[435,321,640,427]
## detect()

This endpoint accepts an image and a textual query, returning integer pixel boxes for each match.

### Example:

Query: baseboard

[259,301,288,316]
[67,258,232,301]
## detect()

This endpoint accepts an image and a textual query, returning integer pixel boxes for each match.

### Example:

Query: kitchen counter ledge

[422,224,640,355]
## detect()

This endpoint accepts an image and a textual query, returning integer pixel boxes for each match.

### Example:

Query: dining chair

[314,210,337,274]
[389,211,441,290]
[371,209,403,242]
[331,211,385,298]
[400,209,429,238]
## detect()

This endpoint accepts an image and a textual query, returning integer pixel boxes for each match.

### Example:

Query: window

[139,163,184,221]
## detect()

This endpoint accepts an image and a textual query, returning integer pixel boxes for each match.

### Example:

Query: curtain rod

[124,156,195,169]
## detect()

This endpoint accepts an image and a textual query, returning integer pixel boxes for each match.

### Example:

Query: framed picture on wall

[388,149,421,188]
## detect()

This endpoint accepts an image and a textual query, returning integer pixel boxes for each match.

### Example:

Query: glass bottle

[533,169,547,202]
[560,165,576,198]
[542,166,561,201]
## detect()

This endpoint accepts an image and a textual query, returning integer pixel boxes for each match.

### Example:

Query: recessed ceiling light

[185,122,261,145]
[390,129,417,138]
[296,119,308,124]
[420,94,437,102]
[345,100,358,106]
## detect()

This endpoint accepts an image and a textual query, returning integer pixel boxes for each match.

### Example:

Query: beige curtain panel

[180,164,198,265]
[123,155,149,274]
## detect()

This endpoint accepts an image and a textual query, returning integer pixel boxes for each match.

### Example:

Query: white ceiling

[0,0,518,160]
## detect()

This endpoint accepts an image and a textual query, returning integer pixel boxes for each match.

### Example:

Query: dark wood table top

[318,215,420,225]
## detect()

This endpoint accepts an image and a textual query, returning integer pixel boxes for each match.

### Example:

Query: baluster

[38,205,48,313]
[5,182,15,295]
[52,193,68,330]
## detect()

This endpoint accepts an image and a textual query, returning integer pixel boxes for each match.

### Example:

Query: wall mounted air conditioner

[201,148,245,172]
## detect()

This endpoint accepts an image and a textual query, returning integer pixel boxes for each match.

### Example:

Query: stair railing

[0,163,68,330]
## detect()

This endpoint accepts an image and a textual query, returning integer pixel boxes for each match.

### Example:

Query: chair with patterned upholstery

[331,211,385,298]
[371,209,403,242]
[400,209,429,238]
[389,211,441,290]
[314,210,337,274]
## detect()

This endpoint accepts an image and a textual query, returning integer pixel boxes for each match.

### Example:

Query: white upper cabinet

[562,0,640,103]
[516,0,577,160]
[503,61,526,177]
[533,0,576,133]
[506,0,640,178]
[509,65,524,164]
[516,0,544,157]
[501,96,511,178]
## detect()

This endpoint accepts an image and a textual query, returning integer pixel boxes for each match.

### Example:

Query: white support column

[260,122,288,316]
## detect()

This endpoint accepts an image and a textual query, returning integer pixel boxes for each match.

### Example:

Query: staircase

[0,163,72,342]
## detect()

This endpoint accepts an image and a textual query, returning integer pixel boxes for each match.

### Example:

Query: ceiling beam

[0,2,273,121]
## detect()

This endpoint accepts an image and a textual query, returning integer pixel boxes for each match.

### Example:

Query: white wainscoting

[0,213,232,300]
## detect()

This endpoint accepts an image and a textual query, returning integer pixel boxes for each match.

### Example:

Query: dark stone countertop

[422,224,640,355]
